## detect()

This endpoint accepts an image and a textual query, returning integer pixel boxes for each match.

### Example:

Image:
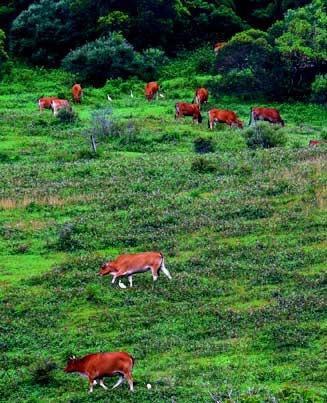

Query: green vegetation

[0,63,326,402]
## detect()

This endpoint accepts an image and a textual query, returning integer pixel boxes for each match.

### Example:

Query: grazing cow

[64,352,135,393]
[72,84,83,103]
[145,82,159,101]
[99,252,172,288]
[214,42,226,54]
[51,99,71,116]
[208,109,243,129]
[309,140,325,147]
[38,97,58,111]
[250,107,284,126]
[193,88,209,108]
[175,102,202,123]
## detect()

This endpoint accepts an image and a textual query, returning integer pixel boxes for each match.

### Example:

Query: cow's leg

[112,376,124,389]
[151,266,159,282]
[156,91,159,101]
[99,379,108,390]
[125,372,134,392]
[88,378,94,393]
[128,275,133,287]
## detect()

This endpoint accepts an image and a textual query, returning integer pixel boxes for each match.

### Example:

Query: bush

[56,108,77,124]
[0,29,8,77]
[62,33,137,86]
[30,359,57,385]
[209,68,264,99]
[191,157,217,173]
[57,223,82,251]
[311,75,327,105]
[136,48,168,82]
[243,122,287,149]
[193,137,215,154]
[85,108,140,146]
[10,0,76,66]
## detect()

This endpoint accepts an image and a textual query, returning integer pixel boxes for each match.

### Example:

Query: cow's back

[114,252,162,270]
[84,352,133,375]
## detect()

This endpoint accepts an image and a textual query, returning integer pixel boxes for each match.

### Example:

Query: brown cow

[208,109,243,129]
[214,42,226,54]
[175,102,202,123]
[99,252,172,288]
[193,88,209,108]
[250,107,284,126]
[38,97,58,111]
[145,82,159,101]
[51,99,71,116]
[64,352,134,393]
[309,140,326,147]
[72,84,83,103]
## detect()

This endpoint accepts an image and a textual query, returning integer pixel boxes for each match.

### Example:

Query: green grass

[0,64,326,402]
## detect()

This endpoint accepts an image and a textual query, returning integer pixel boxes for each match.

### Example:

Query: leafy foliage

[311,74,327,104]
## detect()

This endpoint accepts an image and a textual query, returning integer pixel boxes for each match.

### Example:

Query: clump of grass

[193,136,215,154]
[244,122,287,149]
[191,156,217,173]
[56,108,78,124]
[30,359,57,386]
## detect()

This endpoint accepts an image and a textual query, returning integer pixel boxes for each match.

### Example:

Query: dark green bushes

[311,75,327,105]
[62,33,166,85]
[62,33,136,86]
[213,1,327,100]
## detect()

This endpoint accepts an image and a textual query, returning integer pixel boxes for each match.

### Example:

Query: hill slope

[0,65,326,402]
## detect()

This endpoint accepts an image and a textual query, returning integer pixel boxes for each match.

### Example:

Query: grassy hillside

[0,64,326,402]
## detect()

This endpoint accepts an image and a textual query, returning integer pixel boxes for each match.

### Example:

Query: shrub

[10,0,76,66]
[191,157,216,173]
[193,137,215,154]
[56,108,77,124]
[85,109,140,149]
[135,48,168,82]
[0,29,8,77]
[57,223,82,251]
[311,75,327,105]
[243,122,287,149]
[62,33,137,86]
[209,68,264,99]
[30,359,56,385]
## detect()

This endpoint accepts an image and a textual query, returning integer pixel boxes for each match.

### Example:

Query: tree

[269,0,327,97]
[62,33,137,86]
[0,29,8,76]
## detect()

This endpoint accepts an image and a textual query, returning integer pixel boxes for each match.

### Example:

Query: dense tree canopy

[4,0,316,65]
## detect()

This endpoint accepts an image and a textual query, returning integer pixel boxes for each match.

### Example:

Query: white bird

[159,93,165,98]
[147,384,152,390]
[107,94,113,102]
[130,90,134,98]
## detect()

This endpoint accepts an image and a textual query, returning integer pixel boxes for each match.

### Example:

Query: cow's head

[236,119,244,129]
[99,262,116,276]
[64,355,77,372]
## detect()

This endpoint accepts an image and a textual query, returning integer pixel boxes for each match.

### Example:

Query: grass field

[0,64,326,402]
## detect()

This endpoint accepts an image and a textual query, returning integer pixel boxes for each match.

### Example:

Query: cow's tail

[159,252,172,280]
[175,103,179,119]
[249,107,253,126]
[130,355,135,369]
